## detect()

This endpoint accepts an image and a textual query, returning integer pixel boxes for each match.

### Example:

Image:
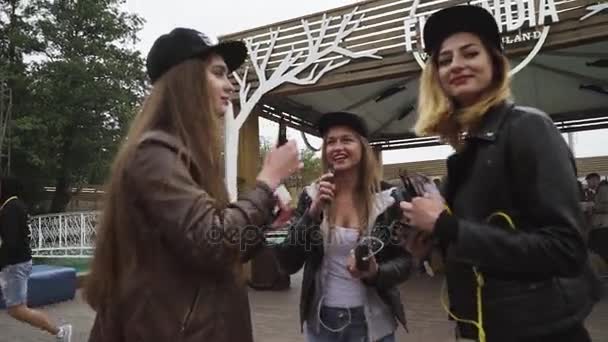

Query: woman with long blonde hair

[400,5,599,342]
[84,28,301,342]
[276,111,412,342]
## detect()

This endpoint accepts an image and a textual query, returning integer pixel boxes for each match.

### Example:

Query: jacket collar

[467,100,514,142]
[139,130,183,148]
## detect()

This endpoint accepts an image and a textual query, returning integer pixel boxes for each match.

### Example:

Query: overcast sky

[124,0,607,164]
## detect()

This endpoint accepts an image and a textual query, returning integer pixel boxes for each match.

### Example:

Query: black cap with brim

[206,41,248,72]
[317,112,369,138]
[423,5,502,56]
[146,28,247,84]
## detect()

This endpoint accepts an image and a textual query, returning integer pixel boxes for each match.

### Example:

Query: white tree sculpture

[225,7,382,200]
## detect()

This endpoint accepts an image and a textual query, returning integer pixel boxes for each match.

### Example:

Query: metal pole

[59,214,63,250]
[80,213,85,256]
[38,217,42,251]
[567,132,576,157]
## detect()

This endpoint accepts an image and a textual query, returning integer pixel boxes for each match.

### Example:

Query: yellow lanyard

[440,208,516,342]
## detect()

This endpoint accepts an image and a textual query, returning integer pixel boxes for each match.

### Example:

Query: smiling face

[436,32,494,107]
[205,54,234,117]
[323,125,363,172]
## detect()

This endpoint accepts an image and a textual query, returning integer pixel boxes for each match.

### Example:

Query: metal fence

[29,211,99,258]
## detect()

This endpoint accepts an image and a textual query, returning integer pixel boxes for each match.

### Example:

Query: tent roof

[221,0,608,148]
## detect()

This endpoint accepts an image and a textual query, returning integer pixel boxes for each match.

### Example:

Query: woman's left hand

[346,253,378,280]
[400,193,446,233]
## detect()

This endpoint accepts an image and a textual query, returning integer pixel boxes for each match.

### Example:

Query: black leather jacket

[275,185,412,333]
[434,101,601,340]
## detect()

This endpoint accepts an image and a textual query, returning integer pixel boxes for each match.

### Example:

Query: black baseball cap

[317,112,369,138]
[146,28,247,83]
[423,5,502,55]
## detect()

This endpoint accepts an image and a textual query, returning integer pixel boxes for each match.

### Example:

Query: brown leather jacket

[88,130,276,342]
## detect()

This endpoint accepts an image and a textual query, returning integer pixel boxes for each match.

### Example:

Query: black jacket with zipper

[434,101,602,341]
[275,184,413,333]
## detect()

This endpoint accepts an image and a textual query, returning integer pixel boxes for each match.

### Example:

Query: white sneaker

[56,324,72,342]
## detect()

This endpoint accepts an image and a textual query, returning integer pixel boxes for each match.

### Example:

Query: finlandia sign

[403,0,561,75]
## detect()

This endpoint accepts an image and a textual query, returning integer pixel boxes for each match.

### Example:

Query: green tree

[8,0,146,212]
[0,0,42,87]
[299,147,322,185]
[1,0,47,208]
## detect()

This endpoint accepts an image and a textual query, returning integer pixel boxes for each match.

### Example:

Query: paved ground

[1,271,607,342]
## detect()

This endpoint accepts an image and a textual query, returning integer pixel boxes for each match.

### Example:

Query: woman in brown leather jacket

[400,5,599,342]
[84,28,301,342]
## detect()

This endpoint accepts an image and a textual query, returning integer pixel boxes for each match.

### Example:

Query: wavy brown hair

[84,57,228,310]
[414,39,512,149]
[321,129,381,237]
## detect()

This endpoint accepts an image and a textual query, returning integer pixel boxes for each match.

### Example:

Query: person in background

[589,180,608,262]
[400,5,598,342]
[84,28,301,342]
[0,176,72,341]
[595,179,608,220]
[577,180,585,202]
[585,173,601,202]
[583,173,601,231]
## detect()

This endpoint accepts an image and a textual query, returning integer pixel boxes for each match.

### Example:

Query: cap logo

[402,0,561,76]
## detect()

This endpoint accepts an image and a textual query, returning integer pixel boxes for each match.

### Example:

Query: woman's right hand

[308,172,335,219]
[257,140,302,191]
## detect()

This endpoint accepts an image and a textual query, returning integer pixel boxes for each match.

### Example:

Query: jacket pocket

[482,277,568,337]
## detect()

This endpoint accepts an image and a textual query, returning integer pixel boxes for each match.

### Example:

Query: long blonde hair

[414,42,512,148]
[84,57,228,310]
[321,130,381,236]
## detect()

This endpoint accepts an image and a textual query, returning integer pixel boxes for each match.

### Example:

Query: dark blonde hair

[414,38,512,148]
[321,127,381,236]
[84,57,228,310]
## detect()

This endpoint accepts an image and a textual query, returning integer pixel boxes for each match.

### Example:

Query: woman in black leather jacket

[399,5,600,342]
[276,111,412,342]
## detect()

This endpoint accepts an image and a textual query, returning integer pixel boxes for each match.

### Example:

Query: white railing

[30,211,99,258]
[27,210,289,258]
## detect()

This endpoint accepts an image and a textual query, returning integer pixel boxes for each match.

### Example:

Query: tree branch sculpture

[225,7,382,200]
